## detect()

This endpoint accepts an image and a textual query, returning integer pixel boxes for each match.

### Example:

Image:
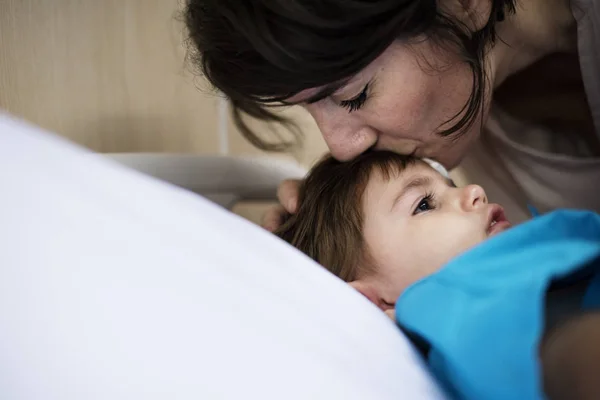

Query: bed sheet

[0,114,446,400]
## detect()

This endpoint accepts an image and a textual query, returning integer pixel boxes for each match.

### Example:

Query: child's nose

[461,184,488,211]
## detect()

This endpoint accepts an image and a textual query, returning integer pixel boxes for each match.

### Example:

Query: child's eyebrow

[391,176,433,210]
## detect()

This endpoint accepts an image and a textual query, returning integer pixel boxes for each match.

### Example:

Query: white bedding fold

[0,114,445,400]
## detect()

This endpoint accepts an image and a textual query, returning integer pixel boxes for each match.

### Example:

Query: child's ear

[349,280,391,312]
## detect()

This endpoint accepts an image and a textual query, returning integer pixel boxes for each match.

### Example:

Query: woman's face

[290,40,491,169]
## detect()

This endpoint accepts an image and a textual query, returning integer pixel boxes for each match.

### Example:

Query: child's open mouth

[487,205,511,236]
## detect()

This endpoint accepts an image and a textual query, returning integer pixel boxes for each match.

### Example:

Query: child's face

[355,162,511,308]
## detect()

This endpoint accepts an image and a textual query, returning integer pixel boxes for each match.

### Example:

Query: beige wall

[0,0,327,163]
[0,0,327,224]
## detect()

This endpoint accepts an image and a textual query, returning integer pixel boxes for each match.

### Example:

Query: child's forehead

[412,161,455,187]
[361,161,454,216]
[369,160,454,187]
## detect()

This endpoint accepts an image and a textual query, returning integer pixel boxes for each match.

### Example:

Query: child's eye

[413,194,435,215]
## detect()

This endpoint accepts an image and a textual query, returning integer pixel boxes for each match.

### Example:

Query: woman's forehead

[283,77,353,104]
[285,87,338,105]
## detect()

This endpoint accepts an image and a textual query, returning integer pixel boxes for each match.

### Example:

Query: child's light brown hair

[274,151,416,282]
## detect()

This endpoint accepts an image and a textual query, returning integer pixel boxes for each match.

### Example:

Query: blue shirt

[396,209,600,400]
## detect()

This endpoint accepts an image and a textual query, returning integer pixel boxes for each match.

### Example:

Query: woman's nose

[322,125,378,161]
[309,107,377,161]
[461,184,488,211]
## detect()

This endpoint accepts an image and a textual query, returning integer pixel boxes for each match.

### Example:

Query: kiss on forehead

[275,151,511,308]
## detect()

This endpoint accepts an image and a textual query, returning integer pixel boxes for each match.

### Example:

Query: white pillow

[0,114,446,400]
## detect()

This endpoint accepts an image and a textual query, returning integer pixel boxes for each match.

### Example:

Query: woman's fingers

[261,204,287,232]
[277,179,301,214]
[262,179,301,232]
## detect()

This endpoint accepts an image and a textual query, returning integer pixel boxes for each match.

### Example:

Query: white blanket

[0,114,446,399]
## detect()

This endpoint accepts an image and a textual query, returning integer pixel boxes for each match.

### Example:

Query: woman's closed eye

[413,193,436,215]
[339,83,369,113]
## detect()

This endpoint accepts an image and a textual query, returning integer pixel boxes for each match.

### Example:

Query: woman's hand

[261,179,301,232]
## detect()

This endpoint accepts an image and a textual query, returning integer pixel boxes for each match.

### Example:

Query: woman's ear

[349,280,392,312]
[443,0,493,32]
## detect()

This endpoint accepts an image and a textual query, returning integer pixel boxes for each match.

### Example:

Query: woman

[184,0,600,227]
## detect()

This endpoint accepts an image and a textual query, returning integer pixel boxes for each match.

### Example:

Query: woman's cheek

[374,90,430,138]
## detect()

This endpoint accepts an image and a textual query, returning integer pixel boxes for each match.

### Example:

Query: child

[274,151,600,400]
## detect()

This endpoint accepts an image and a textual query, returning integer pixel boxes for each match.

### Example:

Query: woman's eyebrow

[281,79,352,105]
[391,176,433,211]
[305,86,338,104]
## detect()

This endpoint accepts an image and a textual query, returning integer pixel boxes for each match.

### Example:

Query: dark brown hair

[274,151,416,281]
[184,0,516,150]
